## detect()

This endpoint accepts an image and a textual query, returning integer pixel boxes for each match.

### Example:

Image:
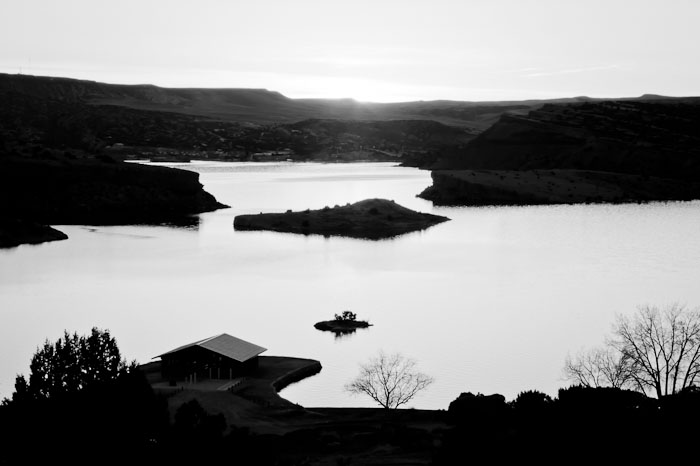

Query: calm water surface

[2,162,700,408]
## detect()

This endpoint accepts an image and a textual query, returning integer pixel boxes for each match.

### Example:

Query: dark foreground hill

[3,378,699,464]
[422,99,700,205]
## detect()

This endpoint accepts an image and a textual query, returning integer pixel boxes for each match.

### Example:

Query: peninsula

[233,199,449,239]
[421,99,700,206]
[0,152,227,248]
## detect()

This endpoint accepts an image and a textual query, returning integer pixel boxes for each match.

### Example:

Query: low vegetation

[335,310,358,322]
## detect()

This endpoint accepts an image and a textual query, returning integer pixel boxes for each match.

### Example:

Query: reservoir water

[2,161,700,409]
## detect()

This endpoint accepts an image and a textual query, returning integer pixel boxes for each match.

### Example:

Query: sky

[1,0,699,102]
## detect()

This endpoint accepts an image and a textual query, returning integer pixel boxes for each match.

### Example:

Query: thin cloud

[523,64,623,78]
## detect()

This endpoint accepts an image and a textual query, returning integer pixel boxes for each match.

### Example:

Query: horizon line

[1,70,690,105]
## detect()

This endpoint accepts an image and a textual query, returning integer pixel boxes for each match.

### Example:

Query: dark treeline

[4,382,700,464]
[3,328,700,464]
[437,386,700,463]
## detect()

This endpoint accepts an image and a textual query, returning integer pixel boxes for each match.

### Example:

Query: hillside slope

[422,99,700,205]
[436,99,700,178]
[0,73,563,127]
[0,74,477,163]
[3,73,683,166]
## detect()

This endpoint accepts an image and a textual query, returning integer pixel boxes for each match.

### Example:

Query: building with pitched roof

[156,333,267,382]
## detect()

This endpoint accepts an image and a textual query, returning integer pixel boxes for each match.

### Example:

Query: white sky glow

[1,0,699,102]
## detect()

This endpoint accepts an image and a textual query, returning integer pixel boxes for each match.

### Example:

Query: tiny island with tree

[314,310,372,335]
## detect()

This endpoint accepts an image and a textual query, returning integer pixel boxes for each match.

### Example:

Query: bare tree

[345,351,434,409]
[611,304,700,398]
[564,304,700,398]
[563,346,635,389]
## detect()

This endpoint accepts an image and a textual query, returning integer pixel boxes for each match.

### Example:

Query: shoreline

[142,356,323,434]
[234,198,450,240]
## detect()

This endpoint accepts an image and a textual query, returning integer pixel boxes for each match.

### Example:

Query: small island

[233,198,449,240]
[314,310,372,335]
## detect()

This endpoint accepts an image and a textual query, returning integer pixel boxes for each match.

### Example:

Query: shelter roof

[157,333,267,362]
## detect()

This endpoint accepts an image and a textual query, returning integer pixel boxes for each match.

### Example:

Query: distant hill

[0,73,661,128]
[435,99,700,179]
[421,99,700,205]
[0,73,483,162]
[2,73,680,165]
[4,72,699,207]
[0,73,495,127]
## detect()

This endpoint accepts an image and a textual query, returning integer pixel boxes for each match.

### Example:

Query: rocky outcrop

[424,99,700,205]
[1,155,226,226]
[437,100,700,176]
[0,154,227,247]
[0,219,68,248]
[234,199,449,240]
[420,169,700,206]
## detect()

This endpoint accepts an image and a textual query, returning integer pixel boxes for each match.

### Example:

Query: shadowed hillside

[4,73,699,210]
[0,74,481,163]
[436,99,700,177]
[422,99,700,205]
[2,73,682,166]
[0,73,582,127]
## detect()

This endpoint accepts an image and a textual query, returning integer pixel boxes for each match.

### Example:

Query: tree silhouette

[563,346,635,389]
[9,327,127,402]
[345,351,433,409]
[564,304,700,398]
[612,304,700,397]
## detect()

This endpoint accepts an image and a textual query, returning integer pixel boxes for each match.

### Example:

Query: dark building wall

[160,346,258,381]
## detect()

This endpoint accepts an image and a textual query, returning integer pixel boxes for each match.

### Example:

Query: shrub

[334,310,357,321]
